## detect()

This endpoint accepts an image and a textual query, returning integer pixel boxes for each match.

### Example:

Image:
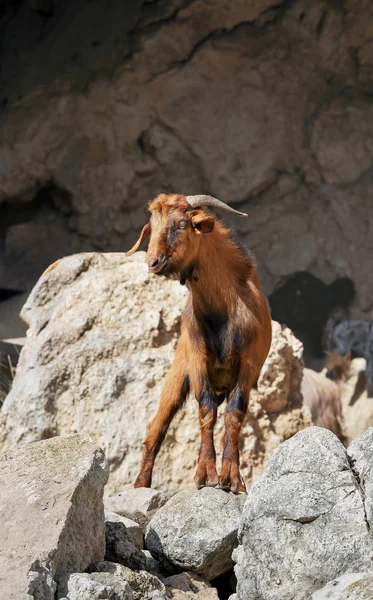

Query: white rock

[0,434,108,600]
[62,571,133,600]
[91,562,168,600]
[106,488,168,528]
[146,487,245,580]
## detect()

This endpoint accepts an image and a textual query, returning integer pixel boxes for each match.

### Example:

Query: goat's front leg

[194,382,218,489]
[134,342,189,488]
[219,371,254,493]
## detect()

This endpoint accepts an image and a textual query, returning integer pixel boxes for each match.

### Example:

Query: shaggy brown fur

[127,193,272,492]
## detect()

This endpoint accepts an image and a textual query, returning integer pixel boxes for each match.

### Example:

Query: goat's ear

[190,211,215,233]
[126,223,151,256]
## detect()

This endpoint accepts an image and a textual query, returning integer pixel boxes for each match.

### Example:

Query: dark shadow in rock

[269,271,355,365]
[210,569,236,600]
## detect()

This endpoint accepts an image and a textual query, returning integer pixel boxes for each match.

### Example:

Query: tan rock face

[0,0,372,318]
[0,253,310,495]
[0,434,108,600]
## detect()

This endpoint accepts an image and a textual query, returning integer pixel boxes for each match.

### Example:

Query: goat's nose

[147,254,166,272]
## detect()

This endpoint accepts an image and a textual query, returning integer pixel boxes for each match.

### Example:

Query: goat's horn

[186,195,248,218]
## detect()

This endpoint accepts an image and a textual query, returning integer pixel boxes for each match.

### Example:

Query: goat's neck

[187,226,246,316]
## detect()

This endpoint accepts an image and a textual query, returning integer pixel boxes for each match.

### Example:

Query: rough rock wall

[0,0,372,317]
[0,252,311,495]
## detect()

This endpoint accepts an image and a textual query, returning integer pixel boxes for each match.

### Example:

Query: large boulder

[0,252,310,494]
[0,434,108,600]
[145,487,245,580]
[233,427,373,600]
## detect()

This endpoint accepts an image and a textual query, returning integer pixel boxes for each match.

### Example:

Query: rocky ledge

[3,428,373,599]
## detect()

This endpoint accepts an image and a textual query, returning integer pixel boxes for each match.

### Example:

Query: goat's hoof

[218,482,231,492]
[230,480,247,494]
[194,477,205,489]
[218,478,247,494]
[206,477,219,487]
[194,477,219,490]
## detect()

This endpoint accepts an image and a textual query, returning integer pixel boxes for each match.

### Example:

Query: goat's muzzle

[147,254,168,275]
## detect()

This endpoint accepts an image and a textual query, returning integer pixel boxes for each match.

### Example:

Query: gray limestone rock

[91,562,168,600]
[146,487,246,580]
[311,573,373,599]
[105,511,144,549]
[61,572,133,600]
[233,427,373,600]
[0,434,108,600]
[105,511,146,570]
[106,488,168,528]
[348,428,373,528]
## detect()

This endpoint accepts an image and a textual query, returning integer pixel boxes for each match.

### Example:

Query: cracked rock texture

[312,573,373,600]
[60,571,134,600]
[0,252,310,495]
[0,0,372,318]
[145,487,246,580]
[90,561,168,600]
[347,428,373,530]
[0,434,108,600]
[233,427,373,600]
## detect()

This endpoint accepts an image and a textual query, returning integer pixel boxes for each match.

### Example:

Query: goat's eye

[177,221,187,230]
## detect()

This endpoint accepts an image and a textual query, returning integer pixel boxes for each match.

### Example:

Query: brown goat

[301,352,350,443]
[126,193,272,493]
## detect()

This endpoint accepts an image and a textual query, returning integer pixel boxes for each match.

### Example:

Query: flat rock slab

[106,487,168,528]
[0,434,108,600]
[145,487,245,580]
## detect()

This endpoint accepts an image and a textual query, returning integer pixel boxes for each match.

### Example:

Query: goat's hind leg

[134,353,189,488]
[194,383,218,489]
[219,385,249,494]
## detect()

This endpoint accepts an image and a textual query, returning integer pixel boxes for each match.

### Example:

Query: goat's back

[301,368,344,441]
